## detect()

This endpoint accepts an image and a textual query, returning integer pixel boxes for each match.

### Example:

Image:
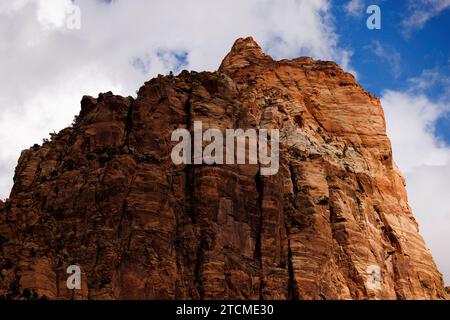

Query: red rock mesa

[0,37,447,300]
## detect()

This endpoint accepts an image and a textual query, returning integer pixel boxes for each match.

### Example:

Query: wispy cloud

[344,0,365,17]
[367,40,402,78]
[402,0,450,36]
[408,67,450,100]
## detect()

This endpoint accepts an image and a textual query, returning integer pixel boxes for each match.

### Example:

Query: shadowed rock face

[0,37,446,300]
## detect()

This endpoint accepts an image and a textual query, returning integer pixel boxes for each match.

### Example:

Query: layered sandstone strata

[0,37,446,299]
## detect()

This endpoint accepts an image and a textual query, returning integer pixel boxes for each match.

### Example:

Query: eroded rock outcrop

[0,37,446,300]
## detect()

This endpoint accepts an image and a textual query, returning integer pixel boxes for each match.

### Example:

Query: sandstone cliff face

[0,37,446,300]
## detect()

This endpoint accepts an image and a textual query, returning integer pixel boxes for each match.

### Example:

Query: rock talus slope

[0,37,447,299]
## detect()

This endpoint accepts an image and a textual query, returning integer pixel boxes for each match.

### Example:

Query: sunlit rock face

[0,37,446,300]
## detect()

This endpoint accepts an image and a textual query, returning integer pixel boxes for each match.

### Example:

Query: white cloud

[35,0,73,29]
[0,0,30,14]
[402,0,450,35]
[0,0,354,200]
[382,89,450,285]
[344,0,364,17]
[406,165,450,286]
[382,91,450,172]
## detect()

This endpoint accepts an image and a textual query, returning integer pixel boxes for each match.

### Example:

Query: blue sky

[332,0,450,142]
